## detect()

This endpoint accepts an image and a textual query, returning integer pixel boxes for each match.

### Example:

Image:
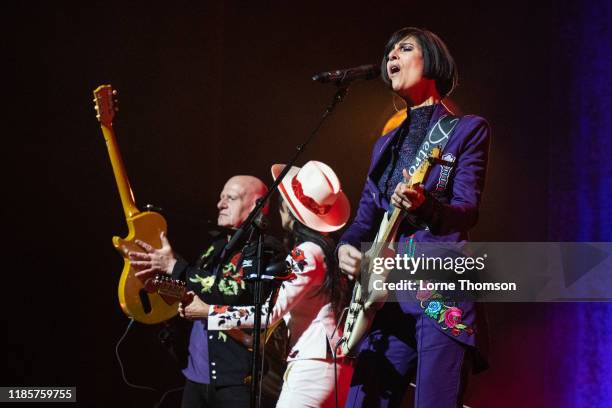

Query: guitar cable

[115,318,157,392]
[153,386,185,408]
[115,317,185,407]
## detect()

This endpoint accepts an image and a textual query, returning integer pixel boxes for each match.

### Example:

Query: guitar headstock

[144,274,187,305]
[93,84,118,127]
[430,146,441,160]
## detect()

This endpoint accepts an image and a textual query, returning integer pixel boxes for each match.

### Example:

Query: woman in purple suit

[337,27,490,407]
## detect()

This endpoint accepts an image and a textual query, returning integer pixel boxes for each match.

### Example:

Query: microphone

[312,64,381,84]
[243,261,290,282]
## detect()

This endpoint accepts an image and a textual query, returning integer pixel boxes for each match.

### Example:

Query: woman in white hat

[182,160,353,408]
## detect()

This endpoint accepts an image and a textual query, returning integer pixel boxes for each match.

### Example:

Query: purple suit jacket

[340,103,491,352]
[340,103,490,247]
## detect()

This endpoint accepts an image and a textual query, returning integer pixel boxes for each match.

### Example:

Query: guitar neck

[372,148,441,253]
[379,207,406,245]
[100,123,140,219]
[151,275,257,349]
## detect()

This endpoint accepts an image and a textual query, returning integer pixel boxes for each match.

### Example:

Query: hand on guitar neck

[390,168,426,213]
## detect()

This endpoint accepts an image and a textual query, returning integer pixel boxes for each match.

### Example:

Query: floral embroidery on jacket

[209,304,269,330]
[417,283,474,336]
[200,245,215,265]
[217,253,247,296]
[190,250,247,296]
[190,245,217,293]
[290,247,308,272]
[190,274,216,293]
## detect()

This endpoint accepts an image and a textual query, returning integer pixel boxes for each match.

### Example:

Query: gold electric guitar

[94,84,178,324]
[339,147,441,356]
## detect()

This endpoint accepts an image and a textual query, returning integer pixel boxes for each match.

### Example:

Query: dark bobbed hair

[381,27,458,98]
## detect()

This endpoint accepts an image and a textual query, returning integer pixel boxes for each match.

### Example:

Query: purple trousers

[344,302,471,408]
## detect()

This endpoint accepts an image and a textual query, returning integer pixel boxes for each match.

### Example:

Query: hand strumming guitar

[338,244,362,280]
[178,291,210,320]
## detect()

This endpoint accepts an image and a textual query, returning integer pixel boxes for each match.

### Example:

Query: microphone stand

[219,85,351,408]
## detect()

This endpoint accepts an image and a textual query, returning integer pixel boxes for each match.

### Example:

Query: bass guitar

[94,84,178,324]
[338,147,441,356]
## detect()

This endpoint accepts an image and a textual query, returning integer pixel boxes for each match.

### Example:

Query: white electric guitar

[338,147,441,357]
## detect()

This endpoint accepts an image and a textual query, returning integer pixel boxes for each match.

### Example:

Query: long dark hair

[287,213,350,319]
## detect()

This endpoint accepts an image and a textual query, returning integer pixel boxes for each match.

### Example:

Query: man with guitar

[129,175,283,408]
[337,27,490,407]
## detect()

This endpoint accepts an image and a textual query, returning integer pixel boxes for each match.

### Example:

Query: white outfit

[208,241,353,407]
[275,359,353,408]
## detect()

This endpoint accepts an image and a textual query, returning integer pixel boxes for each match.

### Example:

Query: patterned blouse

[208,241,344,361]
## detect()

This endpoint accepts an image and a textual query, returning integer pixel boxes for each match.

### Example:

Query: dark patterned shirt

[377,105,435,201]
[172,234,284,386]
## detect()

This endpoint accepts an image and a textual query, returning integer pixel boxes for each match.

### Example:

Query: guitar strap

[401,113,460,230]
[405,113,460,183]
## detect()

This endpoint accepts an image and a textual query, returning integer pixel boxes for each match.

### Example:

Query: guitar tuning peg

[114,107,119,112]
[112,90,118,95]
[96,115,100,119]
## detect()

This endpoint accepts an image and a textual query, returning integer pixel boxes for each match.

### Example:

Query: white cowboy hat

[271,161,350,233]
